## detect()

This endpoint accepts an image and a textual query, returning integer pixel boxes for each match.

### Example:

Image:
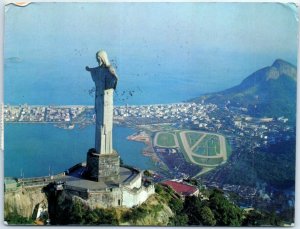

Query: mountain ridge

[191,59,297,121]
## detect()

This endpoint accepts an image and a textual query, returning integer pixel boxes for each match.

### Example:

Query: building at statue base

[86,148,120,182]
[62,153,154,208]
[4,159,155,221]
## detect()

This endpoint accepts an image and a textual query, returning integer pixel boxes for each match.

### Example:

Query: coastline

[126,130,162,166]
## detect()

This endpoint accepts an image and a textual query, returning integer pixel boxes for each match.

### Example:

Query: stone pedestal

[86,148,120,181]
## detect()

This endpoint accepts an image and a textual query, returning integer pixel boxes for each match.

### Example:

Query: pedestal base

[86,149,120,182]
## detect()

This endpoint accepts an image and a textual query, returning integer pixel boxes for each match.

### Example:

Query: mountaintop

[240,59,296,86]
[191,59,297,122]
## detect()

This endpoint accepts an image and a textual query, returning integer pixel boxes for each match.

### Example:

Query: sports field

[153,130,227,168]
[154,132,179,148]
[185,132,203,147]
[194,135,220,156]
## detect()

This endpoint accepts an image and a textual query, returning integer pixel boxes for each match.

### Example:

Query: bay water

[4,123,155,178]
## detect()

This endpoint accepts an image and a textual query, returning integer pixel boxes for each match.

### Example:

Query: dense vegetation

[121,200,165,224]
[156,183,249,226]
[157,183,292,226]
[50,197,119,225]
[5,211,34,225]
[47,192,119,225]
[223,139,295,189]
[252,139,295,188]
[166,187,244,226]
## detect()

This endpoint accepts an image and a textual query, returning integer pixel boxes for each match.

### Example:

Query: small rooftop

[162,180,198,196]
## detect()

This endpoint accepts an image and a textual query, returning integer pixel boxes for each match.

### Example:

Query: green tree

[168,214,188,226]
[243,210,265,226]
[155,184,163,194]
[182,190,243,226]
[5,211,34,225]
[208,189,243,226]
[53,198,119,225]
[93,208,119,225]
[183,195,205,225]
[85,211,99,225]
[167,196,188,226]
[200,206,216,226]
[123,206,148,223]
[168,197,183,214]
[69,200,87,224]
[183,178,198,186]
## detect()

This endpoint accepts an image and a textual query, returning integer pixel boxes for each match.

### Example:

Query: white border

[0,1,299,229]
[3,0,300,3]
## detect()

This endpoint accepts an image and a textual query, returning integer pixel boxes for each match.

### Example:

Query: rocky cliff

[4,187,48,219]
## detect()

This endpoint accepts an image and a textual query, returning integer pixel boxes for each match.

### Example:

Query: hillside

[5,183,291,226]
[191,59,297,122]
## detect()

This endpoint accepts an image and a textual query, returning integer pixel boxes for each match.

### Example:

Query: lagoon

[4,123,155,178]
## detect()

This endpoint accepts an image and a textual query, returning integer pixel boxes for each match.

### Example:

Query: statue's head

[96,50,110,67]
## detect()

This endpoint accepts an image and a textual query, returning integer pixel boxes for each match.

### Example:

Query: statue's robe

[88,66,118,154]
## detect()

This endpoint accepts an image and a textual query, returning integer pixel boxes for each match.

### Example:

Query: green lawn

[166,131,227,168]
[194,147,207,156]
[193,135,220,156]
[156,132,176,147]
[194,146,218,156]
[208,147,217,156]
[186,132,203,147]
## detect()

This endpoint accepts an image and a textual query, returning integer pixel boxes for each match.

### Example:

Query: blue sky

[5,3,298,61]
[4,2,299,105]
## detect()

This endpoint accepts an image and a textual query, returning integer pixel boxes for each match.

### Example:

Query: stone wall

[61,187,122,209]
[63,183,155,209]
[86,149,120,181]
[87,188,122,209]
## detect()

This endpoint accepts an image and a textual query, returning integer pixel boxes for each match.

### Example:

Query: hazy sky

[4,2,299,105]
[5,3,298,61]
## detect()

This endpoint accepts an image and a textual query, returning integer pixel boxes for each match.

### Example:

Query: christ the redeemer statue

[86,50,118,155]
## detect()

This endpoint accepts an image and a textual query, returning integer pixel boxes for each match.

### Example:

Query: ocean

[4,37,296,178]
[4,59,196,106]
[4,56,259,106]
[3,56,289,178]
[4,123,155,178]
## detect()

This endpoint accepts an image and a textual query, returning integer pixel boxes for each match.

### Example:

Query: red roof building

[162,180,199,198]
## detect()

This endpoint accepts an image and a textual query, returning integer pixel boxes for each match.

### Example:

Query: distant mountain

[191,59,297,122]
